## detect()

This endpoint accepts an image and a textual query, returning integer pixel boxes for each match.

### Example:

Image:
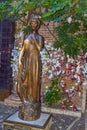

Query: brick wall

[39,21,60,43]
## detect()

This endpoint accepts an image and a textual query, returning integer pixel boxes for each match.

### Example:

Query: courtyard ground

[0,102,86,130]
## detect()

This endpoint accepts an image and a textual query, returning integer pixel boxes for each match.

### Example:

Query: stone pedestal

[19,102,41,121]
[3,111,52,130]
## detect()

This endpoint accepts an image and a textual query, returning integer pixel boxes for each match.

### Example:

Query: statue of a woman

[17,18,44,121]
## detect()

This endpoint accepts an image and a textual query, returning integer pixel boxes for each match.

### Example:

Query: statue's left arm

[33,36,44,51]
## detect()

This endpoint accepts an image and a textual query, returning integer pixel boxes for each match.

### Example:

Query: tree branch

[19,18,27,25]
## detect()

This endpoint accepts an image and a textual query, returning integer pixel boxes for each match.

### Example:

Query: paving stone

[50,114,76,130]
[70,114,85,130]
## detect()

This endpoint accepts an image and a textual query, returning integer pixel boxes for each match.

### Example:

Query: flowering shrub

[44,79,62,106]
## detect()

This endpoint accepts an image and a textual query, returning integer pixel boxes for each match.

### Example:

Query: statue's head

[30,18,41,31]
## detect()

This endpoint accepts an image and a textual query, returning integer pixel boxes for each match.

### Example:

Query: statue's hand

[31,39,35,44]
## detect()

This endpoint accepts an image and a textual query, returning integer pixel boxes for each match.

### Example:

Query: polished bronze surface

[17,18,44,121]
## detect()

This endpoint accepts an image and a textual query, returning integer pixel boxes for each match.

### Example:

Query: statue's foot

[18,101,41,121]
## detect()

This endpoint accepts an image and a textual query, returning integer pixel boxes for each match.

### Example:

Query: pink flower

[61,106,67,110]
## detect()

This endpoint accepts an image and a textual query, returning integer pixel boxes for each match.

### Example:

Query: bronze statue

[17,18,44,121]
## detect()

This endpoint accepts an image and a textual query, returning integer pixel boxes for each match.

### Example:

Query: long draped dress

[21,33,44,103]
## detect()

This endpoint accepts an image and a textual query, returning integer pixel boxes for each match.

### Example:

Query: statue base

[3,111,52,130]
[19,102,41,121]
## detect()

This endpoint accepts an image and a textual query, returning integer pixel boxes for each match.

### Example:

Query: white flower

[66,63,68,68]
[67,17,72,24]
[38,16,41,19]
[61,56,64,60]
[48,74,53,79]
[43,67,48,71]
[50,54,53,58]
[48,42,52,46]
[51,47,54,50]
[74,75,77,78]
[48,70,52,74]
[54,52,57,55]
[44,41,47,44]
[71,58,74,63]
[52,66,55,71]
[57,70,61,75]
[62,70,65,74]
[76,65,81,73]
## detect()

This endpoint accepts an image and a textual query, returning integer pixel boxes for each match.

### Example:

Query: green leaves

[54,21,87,57]
[44,87,62,106]
[23,26,32,35]
[0,0,86,24]
[0,0,26,21]
[44,87,61,106]
[42,0,73,21]
[0,0,87,58]
[24,2,37,12]
[0,1,10,20]
[44,79,62,106]
[52,79,59,87]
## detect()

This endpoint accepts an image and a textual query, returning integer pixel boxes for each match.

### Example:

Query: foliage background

[0,0,87,57]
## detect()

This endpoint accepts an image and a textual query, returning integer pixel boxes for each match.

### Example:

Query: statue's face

[31,21,38,31]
